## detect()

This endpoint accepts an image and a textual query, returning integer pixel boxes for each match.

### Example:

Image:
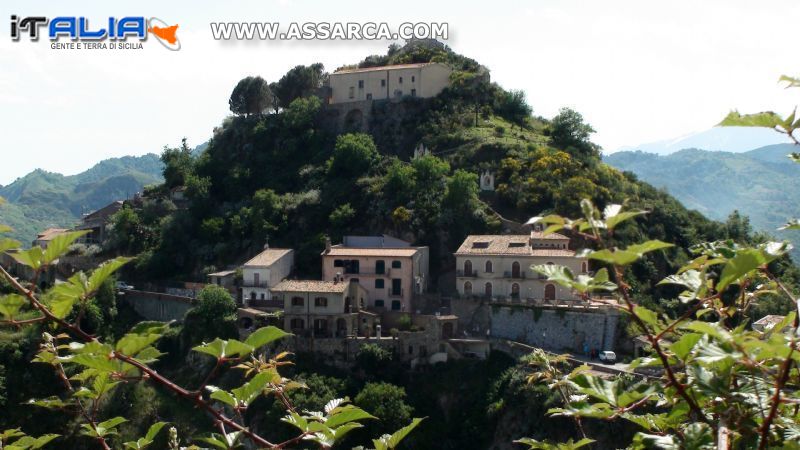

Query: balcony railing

[389,288,404,297]
[456,270,477,278]
[242,282,269,288]
[503,271,526,279]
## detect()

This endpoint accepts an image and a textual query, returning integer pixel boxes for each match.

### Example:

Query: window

[512,261,521,278]
[358,80,364,88]
[411,89,416,97]
[485,260,493,273]
[291,296,304,306]
[511,283,520,298]
[290,318,305,330]
[334,260,344,267]
[472,241,490,249]
[253,273,260,286]
[394,89,402,97]
[581,261,588,273]
[375,278,384,289]
[375,260,385,274]
[260,293,265,300]
[374,299,385,308]
[381,79,386,87]
[464,281,472,295]
[250,292,256,300]
[485,282,493,297]
[411,75,415,82]
[408,345,413,355]
[391,300,402,311]
[391,279,402,296]
[544,284,556,301]
[344,259,360,274]
[348,86,354,99]
[463,260,472,276]
[391,260,402,269]
[314,297,328,307]
[366,93,372,100]
[399,76,403,83]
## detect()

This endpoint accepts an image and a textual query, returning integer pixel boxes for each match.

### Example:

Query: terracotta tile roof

[324,246,421,257]
[754,315,786,326]
[332,62,434,74]
[272,280,349,294]
[243,248,292,267]
[35,228,69,242]
[207,270,236,277]
[455,235,576,257]
[530,231,570,240]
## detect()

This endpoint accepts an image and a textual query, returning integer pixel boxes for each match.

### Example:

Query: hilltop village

[0,60,630,371]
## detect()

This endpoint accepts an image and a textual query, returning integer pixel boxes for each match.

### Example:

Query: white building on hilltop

[454,231,589,301]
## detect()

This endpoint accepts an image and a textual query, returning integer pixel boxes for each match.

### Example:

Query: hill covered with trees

[0,154,164,245]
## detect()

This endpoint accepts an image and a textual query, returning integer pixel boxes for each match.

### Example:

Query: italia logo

[10,15,181,51]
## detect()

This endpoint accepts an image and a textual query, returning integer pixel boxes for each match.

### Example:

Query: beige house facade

[321,236,429,313]
[454,232,589,301]
[272,279,367,338]
[327,62,452,104]
[242,248,294,303]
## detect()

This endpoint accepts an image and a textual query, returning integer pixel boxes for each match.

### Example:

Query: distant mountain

[614,127,789,155]
[0,154,164,246]
[605,144,800,252]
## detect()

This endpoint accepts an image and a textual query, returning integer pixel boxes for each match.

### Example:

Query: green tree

[182,284,238,345]
[160,138,194,189]
[497,89,532,128]
[270,63,326,109]
[355,382,414,434]
[549,107,600,161]
[328,133,379,178]
[229,76,273,116]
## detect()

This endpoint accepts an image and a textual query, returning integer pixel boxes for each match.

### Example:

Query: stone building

[74,200,123,245]
[454,231,589,302]
[321,235,429,313]
[327,62,452,105]
[272,278,368,338]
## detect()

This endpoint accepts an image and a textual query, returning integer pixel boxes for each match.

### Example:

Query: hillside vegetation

[0,154,163,245]
[605,144,800,257]
[110,41,799,318]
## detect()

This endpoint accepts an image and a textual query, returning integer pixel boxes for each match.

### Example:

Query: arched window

[485,282,493,298]
[464,281,473,295]
[464,260,473,276]
[485,260,493,273]
[512,261,521,278]
[511,283,520,298]
[544,284,556,301]
[581,261,588,273]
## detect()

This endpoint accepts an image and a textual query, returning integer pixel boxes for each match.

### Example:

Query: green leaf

[719,110,785,128]
[26,396,70,410]
[193,338,254,359]
[779,219,800,230]
[207,387,237,407]
[325,404,376,429]
[115,322,169,357]
[12,247,44,270]
[532,265,616,294]
[230,372,270,407]
[373,417,424,450]
[716,245,787,292]
[243,326,290,349]
[669,333,702,360]
[658,270,705,303]
[43,231,89,265]
[589,240,673,266]
[88,257,132,292]
[603,204,647,231]
[0,294,27,320]
[46,279,86,319]
[0,237,21,253]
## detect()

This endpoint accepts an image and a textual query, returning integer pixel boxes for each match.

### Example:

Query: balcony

[503,271,526,279]
[242,282,269,289]
[456,270,477,278]
[388,288,404,298]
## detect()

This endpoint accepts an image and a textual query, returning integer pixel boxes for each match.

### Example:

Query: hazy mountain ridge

[0,154,164,246]
[605,143,800,250]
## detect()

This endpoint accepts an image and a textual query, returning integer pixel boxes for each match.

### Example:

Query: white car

[598,351,617,364]
[116,281,134,291]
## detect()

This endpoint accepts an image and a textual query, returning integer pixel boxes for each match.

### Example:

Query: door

[512,261,521,278]
[544,284,556,301]
[391,279,402,296]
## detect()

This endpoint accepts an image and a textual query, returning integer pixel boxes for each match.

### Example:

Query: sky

[1,0,799,185]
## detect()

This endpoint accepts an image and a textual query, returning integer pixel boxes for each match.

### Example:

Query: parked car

[116,281,134,291]
[598,351,617,364]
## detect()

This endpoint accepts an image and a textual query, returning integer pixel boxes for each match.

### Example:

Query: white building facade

[242,248,294,303]
[454,232,589,301]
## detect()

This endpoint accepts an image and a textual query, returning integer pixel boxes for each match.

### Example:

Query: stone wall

[490,306,619,353]
[123,290,195,322]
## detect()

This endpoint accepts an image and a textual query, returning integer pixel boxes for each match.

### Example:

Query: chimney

[324,237,332,254]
